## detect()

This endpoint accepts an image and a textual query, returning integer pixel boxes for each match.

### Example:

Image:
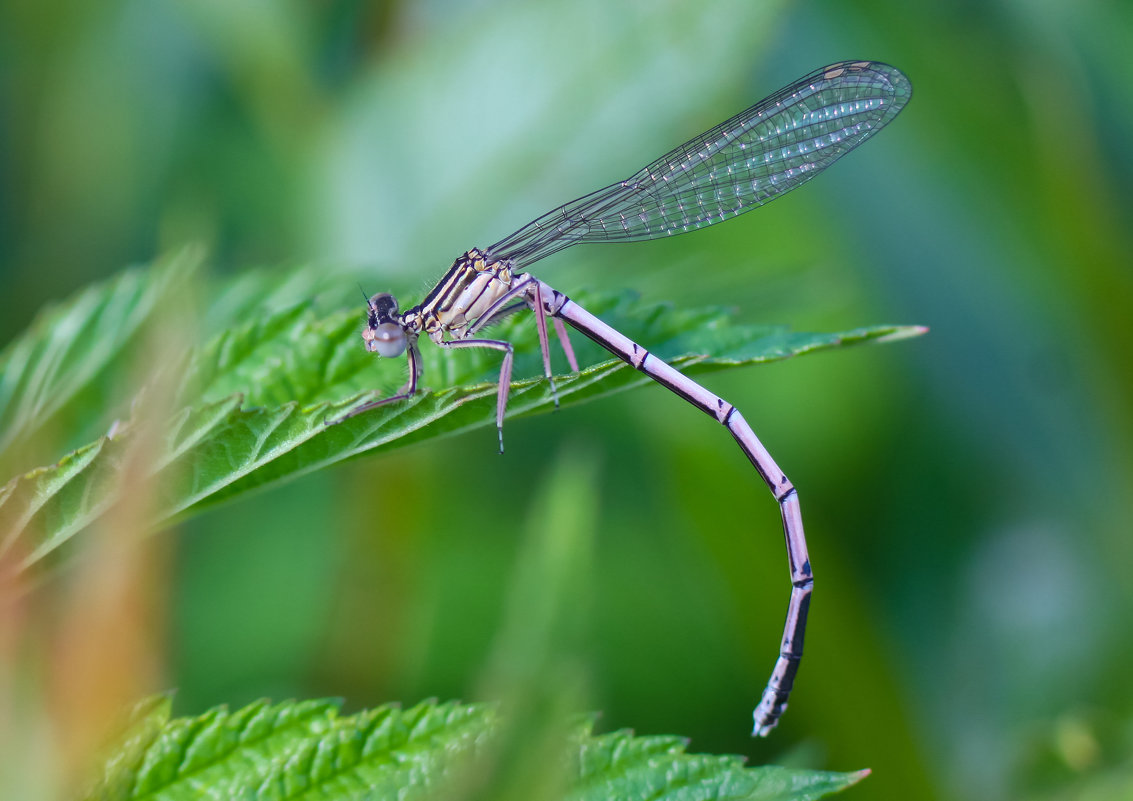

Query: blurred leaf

[1016,713,1133,801]
[85,697,866,801]
[0,258,924,572]
[0,247,203,464]
[91,696,175,801]
[469,446,598,801]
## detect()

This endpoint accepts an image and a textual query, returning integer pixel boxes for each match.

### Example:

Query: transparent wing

[488,60,912,269]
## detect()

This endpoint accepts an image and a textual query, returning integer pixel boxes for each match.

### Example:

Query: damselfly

[338,60,912,735]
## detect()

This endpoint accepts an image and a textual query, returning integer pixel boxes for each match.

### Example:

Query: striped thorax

[413,248,517,340]
[364,248,521,351]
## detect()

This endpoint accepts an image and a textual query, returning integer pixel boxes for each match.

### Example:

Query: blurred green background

[3,0,1132,799]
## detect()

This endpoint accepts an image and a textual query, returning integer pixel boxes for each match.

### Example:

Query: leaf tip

[874,324,929,344]
[848,767,872,784]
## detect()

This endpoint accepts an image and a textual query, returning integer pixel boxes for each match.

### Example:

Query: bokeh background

[2,1,1132,799]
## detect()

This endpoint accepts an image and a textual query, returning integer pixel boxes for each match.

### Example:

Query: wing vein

[487,61,911,269]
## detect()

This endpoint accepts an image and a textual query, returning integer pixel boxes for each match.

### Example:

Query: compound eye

[370,293,399,318]
[368,322,407,357]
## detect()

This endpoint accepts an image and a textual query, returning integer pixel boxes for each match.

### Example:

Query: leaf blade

[0,248,204,467]
[87,698,866,801]
[0,259,925,572]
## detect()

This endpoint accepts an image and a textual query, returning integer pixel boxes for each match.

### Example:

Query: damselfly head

[363,292,407,357]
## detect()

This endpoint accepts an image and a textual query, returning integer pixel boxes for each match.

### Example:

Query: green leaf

[0,248,203,465]
[91,697,175,801]
[572,728,867,801]
[0,258,925,572]
[86,698,866,801]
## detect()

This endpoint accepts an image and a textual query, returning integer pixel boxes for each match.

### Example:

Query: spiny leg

[436,337,513,454]
[468,275,570,409]
[473,300,528,330]
[553,317,579,372]
[530,281,560,407]
[329,338,423,424]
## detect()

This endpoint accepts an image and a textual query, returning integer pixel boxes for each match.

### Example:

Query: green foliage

[4,1,1132,798]
[0,254,922,573]
[85,697,867,801]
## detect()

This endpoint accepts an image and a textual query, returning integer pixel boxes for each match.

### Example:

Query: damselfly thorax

[363,250,528,346]
[334,60,913,736]
[415,249,518,336]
